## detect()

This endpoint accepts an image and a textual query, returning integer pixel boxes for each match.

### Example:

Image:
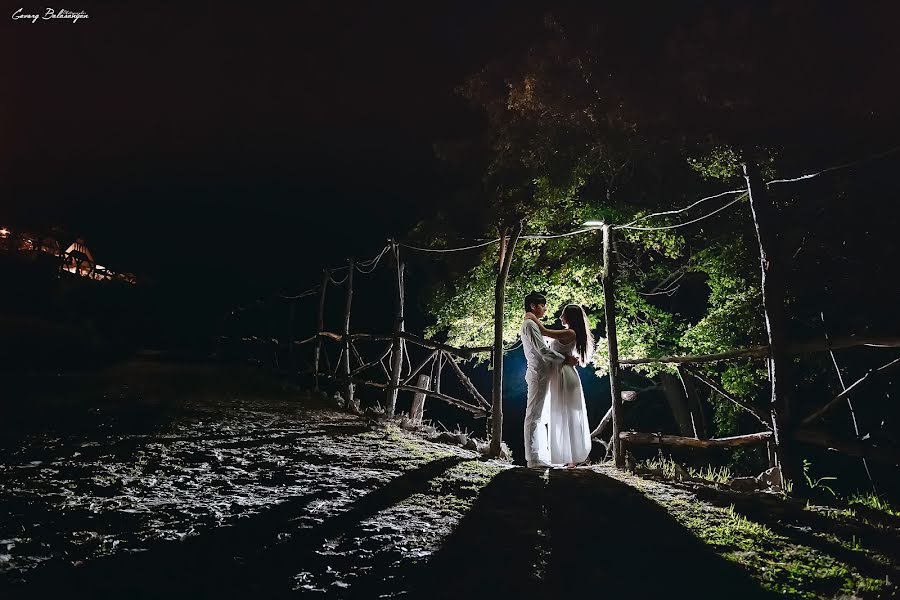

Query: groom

[521,291,577,468]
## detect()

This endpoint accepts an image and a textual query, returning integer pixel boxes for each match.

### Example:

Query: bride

[524,304,594,467]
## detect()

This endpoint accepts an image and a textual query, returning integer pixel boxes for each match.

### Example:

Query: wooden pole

[342,258,355,410]
[801,356,900,425]
[618,336,900,365]
[287,301,295,376]
[683,366,771,430]
[434,351,442,394]
[446,353,491,409]
[744,160,794,487]
[602,224,626,469]
[489,221,522,457]
[387,241,405,415]
[411,374,430,424]
[313,269,329,393]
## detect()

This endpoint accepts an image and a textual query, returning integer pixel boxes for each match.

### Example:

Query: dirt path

[1,362,894,598]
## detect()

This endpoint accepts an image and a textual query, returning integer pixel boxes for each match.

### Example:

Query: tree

[414,2,900,487]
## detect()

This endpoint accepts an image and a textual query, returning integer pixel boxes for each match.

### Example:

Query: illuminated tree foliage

[416,3,900,453]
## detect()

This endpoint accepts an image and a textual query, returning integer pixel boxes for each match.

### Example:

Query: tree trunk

[744,160,795,488]
[489,221,522,457]
[677,366,708,438]
[590,390,638,440]
[602,224,626,468]
[660,372,695,437]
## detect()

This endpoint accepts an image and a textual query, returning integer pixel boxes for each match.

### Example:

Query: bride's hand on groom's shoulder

[524,312,537,323]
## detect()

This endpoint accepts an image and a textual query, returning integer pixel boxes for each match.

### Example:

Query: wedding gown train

[548,338,591,465]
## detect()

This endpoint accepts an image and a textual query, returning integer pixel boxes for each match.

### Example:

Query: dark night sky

[4,1,900,324]
[3,2,542,301]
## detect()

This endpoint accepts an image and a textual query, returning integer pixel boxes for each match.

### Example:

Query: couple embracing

[520,291,594,469]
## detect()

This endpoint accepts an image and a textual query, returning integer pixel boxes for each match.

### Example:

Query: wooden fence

[219,157,900,486]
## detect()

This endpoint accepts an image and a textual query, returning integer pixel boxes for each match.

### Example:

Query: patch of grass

[639,455,679,479]
[849,492,898,518]
[688,464,732,484]
[659,496,892,598]
[638,456,732,485]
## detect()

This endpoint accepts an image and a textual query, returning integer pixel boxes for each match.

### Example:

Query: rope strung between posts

[279,285,320,300]
[328,271,350,285]
[355,244,391,273]
[766,144,900,185]
[400,238,501,253]
[614,188,745,230]
[615,193,748,232]
[235,143,900,319]
[615,144,900,232]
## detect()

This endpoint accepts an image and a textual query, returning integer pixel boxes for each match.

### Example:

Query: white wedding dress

[548,338,591,465]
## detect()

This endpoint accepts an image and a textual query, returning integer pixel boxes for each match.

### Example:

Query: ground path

[0,361,894,598]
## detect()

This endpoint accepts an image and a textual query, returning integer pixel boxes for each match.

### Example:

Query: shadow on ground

[409,467,777,600]
[2,457,464,599]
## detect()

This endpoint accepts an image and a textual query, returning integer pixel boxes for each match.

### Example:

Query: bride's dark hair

[563,304,594,367]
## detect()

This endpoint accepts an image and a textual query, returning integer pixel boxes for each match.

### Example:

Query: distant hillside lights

[0,226,136,284]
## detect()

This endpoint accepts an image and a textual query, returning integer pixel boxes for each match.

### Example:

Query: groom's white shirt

[521,319,565,379]
[521,319,565,466]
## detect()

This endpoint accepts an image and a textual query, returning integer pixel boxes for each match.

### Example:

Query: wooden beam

[286,301,295,374]
[317,331,487,357]
[351,343,393,376]
[313,269,329,392]
[445,351,491,409]
[602,223,626,469]
[801,356,900,425]
[396,384,486,416]
[397,331,491,358]
[793,428,900,465]
[619,430,772,449]
[386,242,405,416]
[619,336,900,365]
[402,348,439,386]
[342,258,355,409]
[684,366,772,430]
[322,373,487,417]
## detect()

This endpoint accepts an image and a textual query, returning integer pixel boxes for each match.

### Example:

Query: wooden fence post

[287,301,295,375]
[342,258,355,410]
[411,374,430,425]
[387,241,405,416]
[744,160,795,487]
[313,269,329,393]
[602,224,626,469]
[489,221,523,457]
